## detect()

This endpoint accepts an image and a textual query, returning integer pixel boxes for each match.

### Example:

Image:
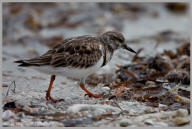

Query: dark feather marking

[101,48,107,67]
[15,36,103,68]
[14,60,40,67]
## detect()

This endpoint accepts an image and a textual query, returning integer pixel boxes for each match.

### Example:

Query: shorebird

[15,31,136,102]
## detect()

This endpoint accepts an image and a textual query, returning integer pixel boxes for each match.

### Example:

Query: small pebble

[145,119,168,127]
[145,81,155,86]
[144,118,156,125]
[175,109,188,117]
[172,117,190,125]
[61,80,67,85]
[159,104,167,109]
[119,119,132,127]
[2,110,16,121]
[100,86,110,94]
[47,103,56,110]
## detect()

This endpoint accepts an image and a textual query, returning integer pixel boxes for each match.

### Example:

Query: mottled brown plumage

[15,36,103,68]
[15,31,136,69]
[15,31,136,101]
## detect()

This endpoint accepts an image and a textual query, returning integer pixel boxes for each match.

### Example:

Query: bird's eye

[117,38,124,43]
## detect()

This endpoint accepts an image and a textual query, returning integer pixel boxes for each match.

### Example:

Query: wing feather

[15,36,103,68]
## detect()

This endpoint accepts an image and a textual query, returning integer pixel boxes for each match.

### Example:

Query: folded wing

[15,36,103,69]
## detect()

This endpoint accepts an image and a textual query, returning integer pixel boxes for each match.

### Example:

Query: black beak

[123,44,136,54]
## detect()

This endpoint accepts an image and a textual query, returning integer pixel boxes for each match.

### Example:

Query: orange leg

[46,75,58,102]
[80,82,100,98]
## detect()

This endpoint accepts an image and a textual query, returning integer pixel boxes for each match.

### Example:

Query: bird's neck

[101,44,114,67]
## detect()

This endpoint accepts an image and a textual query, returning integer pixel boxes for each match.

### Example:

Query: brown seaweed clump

[110,41,190,111]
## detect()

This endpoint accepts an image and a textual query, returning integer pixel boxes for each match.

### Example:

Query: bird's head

[100,31,136,53]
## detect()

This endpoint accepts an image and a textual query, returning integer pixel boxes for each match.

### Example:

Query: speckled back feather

[15,35,103,68]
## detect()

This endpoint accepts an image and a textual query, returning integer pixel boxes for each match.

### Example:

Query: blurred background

[3,3,189,55]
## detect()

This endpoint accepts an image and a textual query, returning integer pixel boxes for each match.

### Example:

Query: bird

[15,31,136,102]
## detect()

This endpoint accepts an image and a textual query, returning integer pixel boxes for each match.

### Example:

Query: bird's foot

[46,93,64,103]
[85,93,101,98]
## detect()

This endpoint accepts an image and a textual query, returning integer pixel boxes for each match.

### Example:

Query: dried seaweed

[112,41,190,111]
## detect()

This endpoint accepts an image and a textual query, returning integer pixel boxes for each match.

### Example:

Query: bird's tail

[14,60,40,67]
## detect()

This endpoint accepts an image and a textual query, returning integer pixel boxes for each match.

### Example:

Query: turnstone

[15,31,136,102]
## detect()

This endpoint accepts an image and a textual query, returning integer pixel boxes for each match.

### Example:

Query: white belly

[32,56,104,80]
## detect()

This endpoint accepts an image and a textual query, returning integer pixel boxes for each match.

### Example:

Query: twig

[116,65,139,80]
[6,80,16,96]
[132,48,143,61]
